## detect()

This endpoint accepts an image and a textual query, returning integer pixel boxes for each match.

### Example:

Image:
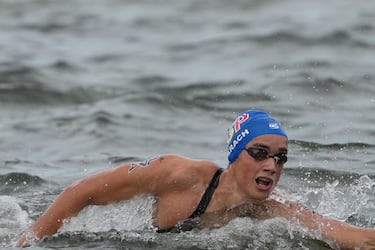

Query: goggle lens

[245,148,287,165]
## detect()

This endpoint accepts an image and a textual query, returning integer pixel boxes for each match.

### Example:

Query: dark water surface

[1,0,375,249]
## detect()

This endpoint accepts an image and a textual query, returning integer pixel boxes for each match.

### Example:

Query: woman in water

[17,110,375,249]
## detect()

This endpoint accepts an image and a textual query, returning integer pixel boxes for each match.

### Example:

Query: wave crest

[0,172,46,194]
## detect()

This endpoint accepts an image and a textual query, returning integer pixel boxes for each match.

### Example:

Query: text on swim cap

[228,129,250,153]
[269,122,280,129]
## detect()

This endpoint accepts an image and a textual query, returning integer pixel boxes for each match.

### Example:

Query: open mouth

[255,177,273,190]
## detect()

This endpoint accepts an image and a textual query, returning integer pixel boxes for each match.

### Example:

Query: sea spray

[303,175,374,221]
[0,195,30,247]
[59,195,155,233]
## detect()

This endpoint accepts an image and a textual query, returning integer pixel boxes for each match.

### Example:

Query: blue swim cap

[227,110,288,163]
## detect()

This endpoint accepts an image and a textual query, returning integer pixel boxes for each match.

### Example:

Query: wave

[290,140,375,151]
[0,63,121,106]
[282,75,375,100]
[284,167,375,186]
[287,139,375,175]
[244,28,374,48]
[0,84,100,105]
[128,78,274,112]
[0,172,46,194]
[166,28,375,55]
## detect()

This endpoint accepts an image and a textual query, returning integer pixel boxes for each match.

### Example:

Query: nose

[262,157,278,173]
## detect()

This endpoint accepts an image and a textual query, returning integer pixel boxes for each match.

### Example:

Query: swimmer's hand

[16,231,39,248]
[15,234,27,248]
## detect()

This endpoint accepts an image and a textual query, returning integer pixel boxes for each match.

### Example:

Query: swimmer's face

[234,134,288,200]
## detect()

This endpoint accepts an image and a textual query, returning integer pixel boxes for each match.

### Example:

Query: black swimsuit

[157,168,223,233]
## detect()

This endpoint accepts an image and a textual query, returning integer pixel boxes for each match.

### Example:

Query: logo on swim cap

[227,110,288,163]
[227,113,249,144]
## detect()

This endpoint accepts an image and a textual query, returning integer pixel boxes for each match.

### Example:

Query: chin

[250,192,271,201]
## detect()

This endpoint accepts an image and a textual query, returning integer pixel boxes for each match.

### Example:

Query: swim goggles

[245,147,288,165]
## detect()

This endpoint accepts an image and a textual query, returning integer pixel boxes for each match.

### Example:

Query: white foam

[303,175,375,221]
[59,195,155,233]
[0,195,30,246]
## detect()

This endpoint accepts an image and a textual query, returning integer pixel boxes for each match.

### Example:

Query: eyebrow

[251,143,288,153]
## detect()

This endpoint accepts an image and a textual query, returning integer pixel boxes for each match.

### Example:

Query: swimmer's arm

[266,200,375,250]
[16,155,174,247]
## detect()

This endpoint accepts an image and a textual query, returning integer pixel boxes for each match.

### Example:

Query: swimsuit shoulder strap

[189,168,223,219]
[156,168,223,233]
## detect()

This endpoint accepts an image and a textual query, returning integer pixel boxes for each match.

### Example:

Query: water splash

[39,195,333,249]
[60,195,155,233]
[303,175,375,221]
[0,195,30,247]
[42,217,331,250]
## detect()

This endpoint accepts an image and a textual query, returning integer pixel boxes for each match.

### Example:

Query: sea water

[1,0,375,249]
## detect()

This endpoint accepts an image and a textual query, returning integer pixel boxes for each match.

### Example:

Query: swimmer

[16,110,375,249]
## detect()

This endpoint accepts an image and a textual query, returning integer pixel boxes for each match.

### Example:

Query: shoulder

[144,154,220,192]
[159,154,219,176]
[116,154,188,175]
[114,154,218,182]
[127,154,218,172]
